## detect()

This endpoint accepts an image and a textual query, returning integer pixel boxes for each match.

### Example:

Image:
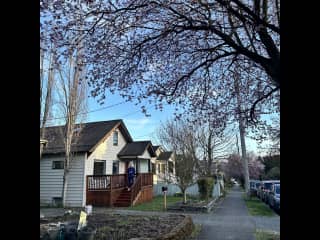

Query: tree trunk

[207,131,213,176]
[40,52,54,159]
[239,122,250,195]
[62,154,70,207]
[62,169,69,207]
[183,189,187,204]
[234,73,250,195]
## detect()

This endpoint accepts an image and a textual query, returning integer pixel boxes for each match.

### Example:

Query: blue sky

[86,92,175,142]
[86,91,262,153]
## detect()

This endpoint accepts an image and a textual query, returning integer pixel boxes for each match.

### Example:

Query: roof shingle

[42,120,132,155]
[157,151,173,161]
[118,141,156,157]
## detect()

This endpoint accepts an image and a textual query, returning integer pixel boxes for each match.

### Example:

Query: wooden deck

[86,173,153,207]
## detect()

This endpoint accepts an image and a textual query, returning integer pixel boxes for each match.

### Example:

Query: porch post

[110,176,113,206]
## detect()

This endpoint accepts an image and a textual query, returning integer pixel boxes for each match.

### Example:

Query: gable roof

[118,141,156,158]
[42,120,133,155]
[152,145,160,152]
[157,151,173,161]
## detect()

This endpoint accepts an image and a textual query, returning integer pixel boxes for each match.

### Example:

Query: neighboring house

[40,119,155,207]
[151,145,176,184]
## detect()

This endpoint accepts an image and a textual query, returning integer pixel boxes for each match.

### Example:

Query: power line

[44,101,126,121]
[135,131,156,139]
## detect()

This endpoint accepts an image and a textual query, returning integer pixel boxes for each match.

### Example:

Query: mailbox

[162,186,168,192]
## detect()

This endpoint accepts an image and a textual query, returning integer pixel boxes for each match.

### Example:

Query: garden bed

[167,197,219,213]
[40,212,192,240]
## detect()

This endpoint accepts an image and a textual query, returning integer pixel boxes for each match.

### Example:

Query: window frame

[52,161,64,170]
[113,131,118,146]
[93,160,106,176]
[112,160,120,175]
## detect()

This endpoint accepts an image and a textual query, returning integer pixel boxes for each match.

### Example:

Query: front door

[125,161,129,174]
[135,159,140,174]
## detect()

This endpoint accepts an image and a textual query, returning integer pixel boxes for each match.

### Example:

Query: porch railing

[130,173,153,205]
[130,174,142,205]
[87,175,110,190]
[87,174,127,191]
[140,173,153,186]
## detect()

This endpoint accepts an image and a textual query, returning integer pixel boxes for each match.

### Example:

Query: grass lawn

[255,230,280,240]
[127,196,183,211]
[244,196,275,216]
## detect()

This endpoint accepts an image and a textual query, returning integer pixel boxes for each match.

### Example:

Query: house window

[147,160,151,173]
[169,162,174,173]
[93,160,106,175]
[160,164,165,174]
[52,161,64,169]
[113,131,118,146]
[112,160,119,175]
[52,197,62,207]
[152,163,156,174]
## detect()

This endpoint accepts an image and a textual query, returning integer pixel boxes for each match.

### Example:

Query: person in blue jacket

[127,162,135,190]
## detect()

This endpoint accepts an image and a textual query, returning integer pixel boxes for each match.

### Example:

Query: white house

[151,145,176,184]
[40,119,155,207]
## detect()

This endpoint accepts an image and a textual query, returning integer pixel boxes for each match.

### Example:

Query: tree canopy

[41,0,280,126]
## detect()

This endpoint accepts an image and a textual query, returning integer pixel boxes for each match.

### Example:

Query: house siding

[139,149,151,173]
[40,154,86,207]
[86,128,128,176]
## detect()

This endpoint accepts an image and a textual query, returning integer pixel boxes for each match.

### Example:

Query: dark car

[261,180,280,203]
[249,180,261,197]
[268,183,280,212]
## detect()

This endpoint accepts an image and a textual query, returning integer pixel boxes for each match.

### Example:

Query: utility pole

[236,134,240,155]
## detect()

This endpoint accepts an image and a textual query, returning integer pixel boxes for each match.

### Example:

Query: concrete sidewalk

[194,185,256,240]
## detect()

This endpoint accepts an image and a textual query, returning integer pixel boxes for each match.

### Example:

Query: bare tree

[196,122,236,177]
[40,47,55,158]
[157,119,198,204]
[55,44,88,207]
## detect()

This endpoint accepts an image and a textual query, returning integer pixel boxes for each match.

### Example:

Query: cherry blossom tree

[40,0,280,123]
[223,152,264,184]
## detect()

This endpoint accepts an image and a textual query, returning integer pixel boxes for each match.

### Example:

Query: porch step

[113,202,131,207]
[114,189,132,207]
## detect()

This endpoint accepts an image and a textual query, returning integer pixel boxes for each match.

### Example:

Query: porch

[86,173,153,207]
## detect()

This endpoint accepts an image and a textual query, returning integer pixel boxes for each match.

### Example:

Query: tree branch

[250,86,280,123]
[149,51,237,97]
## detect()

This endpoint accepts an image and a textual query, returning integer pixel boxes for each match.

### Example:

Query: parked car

[249,180,261,197]
[261,180,280,203]
[257,184,263,199]
[268,183,280,212]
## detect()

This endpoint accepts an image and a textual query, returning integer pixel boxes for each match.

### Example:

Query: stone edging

[129,215,194,240]
[167,197,219,213]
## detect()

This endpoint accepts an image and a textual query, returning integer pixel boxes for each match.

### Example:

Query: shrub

[173,192,184,197]
[173,192,193,199]
[197,177,214,201]
[265,167,280,180]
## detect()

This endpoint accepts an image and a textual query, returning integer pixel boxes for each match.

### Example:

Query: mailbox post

[162,186,168,210]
